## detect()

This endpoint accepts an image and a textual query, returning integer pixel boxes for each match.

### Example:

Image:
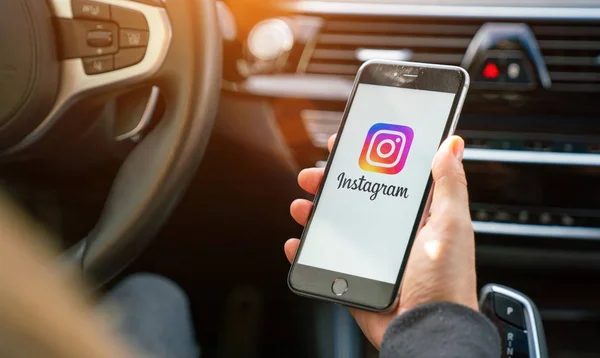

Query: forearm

[380,302,501,358]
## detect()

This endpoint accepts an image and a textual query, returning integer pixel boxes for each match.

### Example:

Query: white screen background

[297,84,457,284]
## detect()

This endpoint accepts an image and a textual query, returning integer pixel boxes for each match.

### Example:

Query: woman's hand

[285,135,478,349]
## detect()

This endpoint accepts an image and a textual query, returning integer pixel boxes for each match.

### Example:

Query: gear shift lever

[479,284,549,358]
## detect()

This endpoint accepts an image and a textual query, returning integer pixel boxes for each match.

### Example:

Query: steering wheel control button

[83,56,114,75]
[87,30,113,48]
[331,278,348,296]
[494,294,525,329]
[72,0,110,21]
[114,48,147,70]
[56,19,118,59]
[119,29,149,48]
[111,6,149,31]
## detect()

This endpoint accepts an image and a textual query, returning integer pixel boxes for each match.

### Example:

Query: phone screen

[297,83,458,284]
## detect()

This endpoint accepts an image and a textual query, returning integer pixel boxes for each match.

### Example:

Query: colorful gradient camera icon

[359,123,414,175]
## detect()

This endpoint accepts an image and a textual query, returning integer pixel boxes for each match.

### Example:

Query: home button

[332,278,348,296]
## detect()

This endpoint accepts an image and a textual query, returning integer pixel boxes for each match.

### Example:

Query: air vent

[301,15,482,76]
[301,15,600,93]
[531,21,600,92]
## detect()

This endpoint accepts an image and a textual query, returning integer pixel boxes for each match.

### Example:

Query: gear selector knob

[479,284,549,358]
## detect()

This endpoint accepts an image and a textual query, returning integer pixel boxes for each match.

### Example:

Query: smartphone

[288,60,470,311]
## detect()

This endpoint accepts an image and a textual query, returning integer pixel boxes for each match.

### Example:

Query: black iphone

[288,60,470,311]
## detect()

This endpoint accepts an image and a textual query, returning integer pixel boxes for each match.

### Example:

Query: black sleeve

[380,302,501,358]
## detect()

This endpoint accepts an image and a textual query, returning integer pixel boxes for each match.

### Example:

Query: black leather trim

[0,0,59,150]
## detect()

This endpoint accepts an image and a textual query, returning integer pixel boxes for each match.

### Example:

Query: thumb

[430,136,469,214]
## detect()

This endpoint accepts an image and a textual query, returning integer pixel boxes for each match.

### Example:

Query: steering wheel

[0,0,221,285]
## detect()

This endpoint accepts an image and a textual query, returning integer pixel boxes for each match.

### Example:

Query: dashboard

[220,0,600,245]
[214,2,600,355]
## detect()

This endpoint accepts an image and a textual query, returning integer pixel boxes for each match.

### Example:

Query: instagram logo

[359,123,414,175]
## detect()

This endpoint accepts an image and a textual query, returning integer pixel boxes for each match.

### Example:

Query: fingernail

[451,137,464,161]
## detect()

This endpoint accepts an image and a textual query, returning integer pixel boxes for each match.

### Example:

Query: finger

[290,199,313,226]
[430,136,469,215]
[327,134,337,153]
[298,168,325,195]
[284,238,300,263]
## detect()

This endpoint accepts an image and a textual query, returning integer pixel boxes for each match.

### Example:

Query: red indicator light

[482,62,500,79]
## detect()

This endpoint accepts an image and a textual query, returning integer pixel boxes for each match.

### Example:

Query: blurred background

[2,0,600,357]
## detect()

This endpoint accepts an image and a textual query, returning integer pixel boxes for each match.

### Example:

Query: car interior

[2,0,600,357]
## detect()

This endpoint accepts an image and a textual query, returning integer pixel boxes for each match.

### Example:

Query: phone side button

[332,278,349,296]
